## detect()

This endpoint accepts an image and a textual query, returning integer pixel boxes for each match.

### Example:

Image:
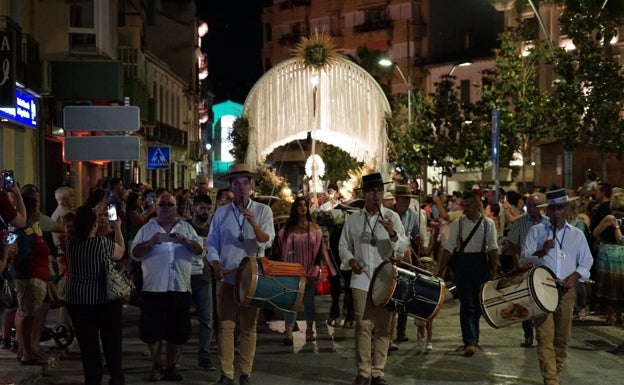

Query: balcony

[354,19,393,33]
[278,33,302,46]
[21,34,41,91]
[279,0,311,10]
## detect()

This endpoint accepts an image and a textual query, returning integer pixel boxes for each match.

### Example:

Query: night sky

[195,1,271,104]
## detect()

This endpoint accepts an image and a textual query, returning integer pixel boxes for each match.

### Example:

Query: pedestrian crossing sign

[147,146,170,169]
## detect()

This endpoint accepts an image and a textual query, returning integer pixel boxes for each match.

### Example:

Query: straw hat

[218,163,260,182]
[537,188,579,208]
[391,184,418,198]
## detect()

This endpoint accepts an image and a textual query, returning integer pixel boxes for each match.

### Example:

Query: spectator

[131,192,203,382]
[66,204,125,385]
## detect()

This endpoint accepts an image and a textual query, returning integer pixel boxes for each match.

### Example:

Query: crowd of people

[0,166,623,385]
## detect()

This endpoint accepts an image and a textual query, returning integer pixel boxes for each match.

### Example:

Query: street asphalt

[2,290,624,385]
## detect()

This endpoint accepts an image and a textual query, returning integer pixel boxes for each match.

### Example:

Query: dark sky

[195,1,271,104]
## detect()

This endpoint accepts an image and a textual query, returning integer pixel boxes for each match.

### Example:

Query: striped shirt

[66,236,115,305]
[506,214,549,247]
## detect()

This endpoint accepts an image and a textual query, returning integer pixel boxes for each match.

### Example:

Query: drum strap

[457,216,483,253]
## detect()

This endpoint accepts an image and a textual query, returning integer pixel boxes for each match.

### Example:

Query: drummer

[338,172,408,385]
[206,163,275,385]
[520,189,593,385]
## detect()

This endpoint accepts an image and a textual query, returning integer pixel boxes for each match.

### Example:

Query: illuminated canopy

[243,56,390,171]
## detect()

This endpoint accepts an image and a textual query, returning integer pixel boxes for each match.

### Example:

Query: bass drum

[480,266,560,328]
[369,261,445,321]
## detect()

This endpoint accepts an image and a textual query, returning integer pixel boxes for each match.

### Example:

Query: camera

[107,204,118,221]
[2,170,14,191]
[617,218,623,226]
[4,232,16,245]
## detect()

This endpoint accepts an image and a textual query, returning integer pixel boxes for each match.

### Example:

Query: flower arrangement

[292,31,341,70]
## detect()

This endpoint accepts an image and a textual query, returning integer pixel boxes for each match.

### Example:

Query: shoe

[464,345,477,357]
[425,342,433,352]
[371,376,388,385]
[520,337,533,348]
[199,358,216,371]
[163,366,183,381]
[239,374,251,385]
[394,335,408,343]
[214,375,234,385]
[283,334,293,346]
[147,364,163,382]
[343,320,354,328]
[352,374,370,385]
[306,331,316,342]
[388,342,399,352]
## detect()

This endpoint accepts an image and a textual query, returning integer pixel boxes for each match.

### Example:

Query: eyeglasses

[157,203,175,207]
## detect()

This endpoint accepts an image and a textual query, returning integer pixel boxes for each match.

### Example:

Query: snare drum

[235,256,305,312]
[369,261,446,321]
[480,266,560,329]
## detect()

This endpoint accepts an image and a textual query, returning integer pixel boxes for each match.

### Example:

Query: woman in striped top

[66,204,126,385]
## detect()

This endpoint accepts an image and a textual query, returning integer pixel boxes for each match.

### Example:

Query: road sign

[63,106,140,132]
[64,136,140,161]
[147,146,170,169]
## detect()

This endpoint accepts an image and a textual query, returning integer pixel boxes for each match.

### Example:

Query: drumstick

[395,260,434,277]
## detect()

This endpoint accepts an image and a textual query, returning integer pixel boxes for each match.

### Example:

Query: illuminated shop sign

[0,88,37,128]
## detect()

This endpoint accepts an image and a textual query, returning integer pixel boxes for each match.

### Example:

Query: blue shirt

[206,200,275,285]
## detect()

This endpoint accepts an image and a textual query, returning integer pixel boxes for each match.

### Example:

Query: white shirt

[131,219,202,292]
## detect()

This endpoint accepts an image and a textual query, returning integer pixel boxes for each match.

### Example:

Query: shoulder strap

[458,216,483,253]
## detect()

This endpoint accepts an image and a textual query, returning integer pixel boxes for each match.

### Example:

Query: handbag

[315,265,331,295]
[0,278,14,308]
[106,259,134,302]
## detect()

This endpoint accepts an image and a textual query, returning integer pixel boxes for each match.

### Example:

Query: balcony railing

[279,0,311,10]
[354,19,393,33]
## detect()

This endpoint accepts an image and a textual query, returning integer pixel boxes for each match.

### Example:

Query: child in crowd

[415,257,436,353]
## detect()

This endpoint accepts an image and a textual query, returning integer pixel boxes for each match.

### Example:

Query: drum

[369,261,446,321]
[480,266,560,329]
[235,256,305,312]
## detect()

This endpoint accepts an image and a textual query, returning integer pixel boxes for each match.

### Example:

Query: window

[69,0,96,54]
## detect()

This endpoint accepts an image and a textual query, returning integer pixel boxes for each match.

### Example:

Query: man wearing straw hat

[206,163,275,385]
[339,172,408,385]
[521,189,593,385]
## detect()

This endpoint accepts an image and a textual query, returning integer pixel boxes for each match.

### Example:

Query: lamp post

[448,61,472,76]
[379,58,411,128]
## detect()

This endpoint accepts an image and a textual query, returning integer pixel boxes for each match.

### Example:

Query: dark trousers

[67,301,124,385]
[454,251,489,347]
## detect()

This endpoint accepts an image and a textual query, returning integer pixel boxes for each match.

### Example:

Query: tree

[551,0,624,179]
[321,144,359,185]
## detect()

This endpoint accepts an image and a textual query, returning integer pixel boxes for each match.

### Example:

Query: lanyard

[231,204,246,242]
[554,226,567,259]
[363,209,380,246]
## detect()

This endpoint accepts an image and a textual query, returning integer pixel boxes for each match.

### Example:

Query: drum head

[235,257,258,306]
[530,266,560,313]
[369,261,397,307]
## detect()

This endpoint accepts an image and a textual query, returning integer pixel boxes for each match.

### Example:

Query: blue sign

[147,146,170,170]
[0,88,37,128]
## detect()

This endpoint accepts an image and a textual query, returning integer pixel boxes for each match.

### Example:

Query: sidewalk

[2,293,624,385]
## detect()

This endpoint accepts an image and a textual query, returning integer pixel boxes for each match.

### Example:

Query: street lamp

[379,58,411,128]
[448,60,472,76]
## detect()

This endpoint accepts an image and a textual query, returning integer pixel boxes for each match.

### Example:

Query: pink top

[278,227,322,273]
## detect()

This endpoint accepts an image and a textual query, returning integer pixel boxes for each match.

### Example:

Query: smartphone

[2,170,14,191]
[618,218,623,226]
[433,189,439,197]
[5,232,17,244]
[107,204,118,221]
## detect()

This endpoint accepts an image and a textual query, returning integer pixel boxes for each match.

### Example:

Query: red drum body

[369,261,446,321]
[235,256,305,312]
[480,266,560,328]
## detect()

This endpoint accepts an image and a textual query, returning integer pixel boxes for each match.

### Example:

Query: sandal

[283,334,293,346]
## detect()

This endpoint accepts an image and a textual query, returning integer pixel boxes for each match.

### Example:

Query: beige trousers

[352,288,392,378]
[534,288,575,385]
[216,282,259,380]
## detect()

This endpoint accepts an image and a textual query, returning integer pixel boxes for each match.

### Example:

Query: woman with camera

[66,204,126,385]
[592,192,624,326]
